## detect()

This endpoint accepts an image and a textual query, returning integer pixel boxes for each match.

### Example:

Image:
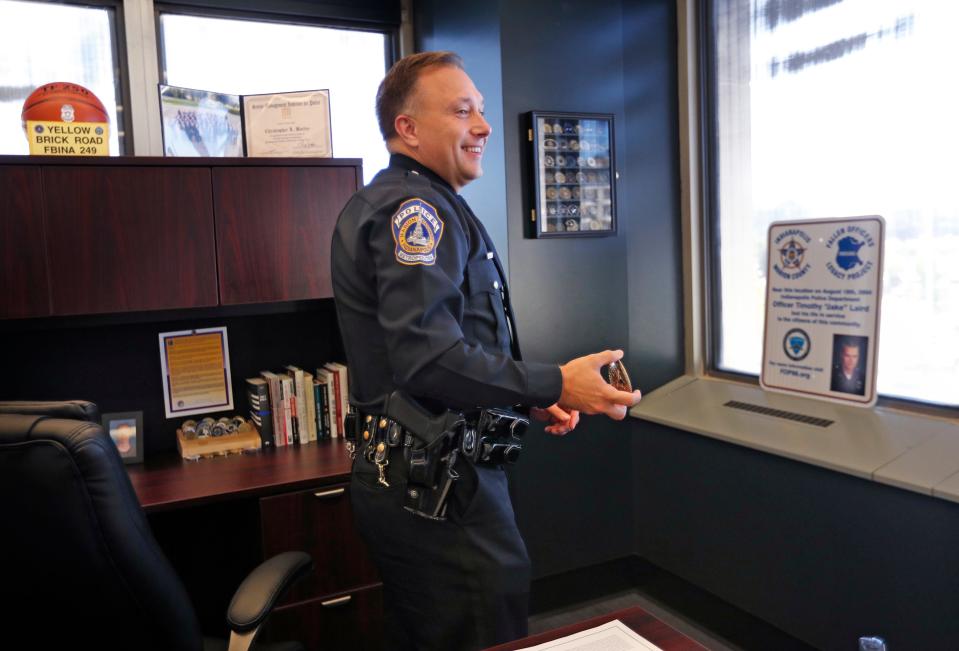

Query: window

[707,0,959,406]
[0,0,127,155]
[158,11,390,183]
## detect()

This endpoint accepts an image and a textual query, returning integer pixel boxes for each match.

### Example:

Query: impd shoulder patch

[391,198,444,266]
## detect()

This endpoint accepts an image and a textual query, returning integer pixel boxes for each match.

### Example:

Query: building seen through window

[710,0,959,406]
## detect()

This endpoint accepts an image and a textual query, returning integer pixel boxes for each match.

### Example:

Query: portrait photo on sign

[102,411,144,464]
[158,84,242,157]
[830,334,869,396]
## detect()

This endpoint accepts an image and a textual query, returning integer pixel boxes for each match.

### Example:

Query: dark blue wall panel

[634,419,959,650]
[416,0,685,578]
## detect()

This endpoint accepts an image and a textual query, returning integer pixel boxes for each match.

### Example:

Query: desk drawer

[265,583,384,651]
[260,482,380,602]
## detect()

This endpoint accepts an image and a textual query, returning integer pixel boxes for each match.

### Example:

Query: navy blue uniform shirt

[331,154,562,413]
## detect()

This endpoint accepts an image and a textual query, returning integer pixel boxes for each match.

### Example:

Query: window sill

[630,375,959,503]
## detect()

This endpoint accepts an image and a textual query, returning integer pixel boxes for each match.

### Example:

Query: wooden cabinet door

[213,166,358,305]
[42,166,218,315]
[0,166,50,319]
[260,482,380,604]
[265,584,384,651]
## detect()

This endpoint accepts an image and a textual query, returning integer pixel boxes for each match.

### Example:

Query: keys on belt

[349,393,530,522]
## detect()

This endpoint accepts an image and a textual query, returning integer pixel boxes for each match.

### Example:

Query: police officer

[331,51,642,650]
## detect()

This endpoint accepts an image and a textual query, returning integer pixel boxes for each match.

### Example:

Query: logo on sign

[825,225,876,280]
[772,228,812,280]
[834,236,864,270]
[783,328,811,361]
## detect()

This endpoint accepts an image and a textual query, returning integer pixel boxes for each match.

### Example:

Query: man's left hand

[531,404,580,436]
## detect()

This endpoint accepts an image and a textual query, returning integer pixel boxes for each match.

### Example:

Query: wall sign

[760,216,884,407]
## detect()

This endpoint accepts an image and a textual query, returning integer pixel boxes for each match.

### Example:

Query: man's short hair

[376,51,464,141]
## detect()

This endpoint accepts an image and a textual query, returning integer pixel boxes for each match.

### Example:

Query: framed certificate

[158,84,243,157]
[159,327,234,418]
[242,89,333,157]
[527,111,617,238]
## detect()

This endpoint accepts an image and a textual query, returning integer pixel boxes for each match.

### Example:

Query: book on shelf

[283,365,306,445]
[245,377,274,449]
[302,371,317,443]
[315,366,338,438]
[259,370,285,447]
[313,373,330,439]
[279,375,295,446]
[322,362,349,436]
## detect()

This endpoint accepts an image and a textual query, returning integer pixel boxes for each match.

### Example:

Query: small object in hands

[606,360,632,392]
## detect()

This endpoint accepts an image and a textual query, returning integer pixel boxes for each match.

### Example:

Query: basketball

[21,82,109,128]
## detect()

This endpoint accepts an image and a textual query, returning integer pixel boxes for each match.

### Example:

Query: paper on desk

[516,619,664,651]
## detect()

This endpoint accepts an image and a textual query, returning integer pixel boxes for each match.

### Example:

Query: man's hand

[531,404,580,436]
[558,349,642,420]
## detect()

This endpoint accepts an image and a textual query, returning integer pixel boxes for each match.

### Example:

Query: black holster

[385,391,463,520]
[377,391,531,520]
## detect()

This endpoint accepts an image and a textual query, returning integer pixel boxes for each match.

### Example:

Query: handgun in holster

[385,390,465,520]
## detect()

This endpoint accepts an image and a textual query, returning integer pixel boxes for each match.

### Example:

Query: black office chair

[0,400,313,651]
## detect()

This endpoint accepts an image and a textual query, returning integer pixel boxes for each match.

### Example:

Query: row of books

[245,362,349,448]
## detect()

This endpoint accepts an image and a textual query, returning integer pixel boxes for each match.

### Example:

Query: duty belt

[344,391,530,520]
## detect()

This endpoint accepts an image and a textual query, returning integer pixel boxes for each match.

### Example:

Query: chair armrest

[227,551,314,633]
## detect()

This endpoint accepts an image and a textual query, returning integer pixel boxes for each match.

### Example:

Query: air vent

[723,401,834,428]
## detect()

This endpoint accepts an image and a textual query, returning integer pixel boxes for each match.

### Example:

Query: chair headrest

[0,400,100,423]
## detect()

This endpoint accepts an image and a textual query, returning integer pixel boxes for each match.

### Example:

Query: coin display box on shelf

[176,424,261,460]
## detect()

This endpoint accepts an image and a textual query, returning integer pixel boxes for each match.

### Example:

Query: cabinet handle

[321,595,352,608]
[313,487,346,499]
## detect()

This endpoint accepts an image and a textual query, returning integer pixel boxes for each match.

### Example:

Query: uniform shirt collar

[389,153,455,193]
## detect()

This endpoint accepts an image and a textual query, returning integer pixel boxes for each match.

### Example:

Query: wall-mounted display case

[527,111,616,238]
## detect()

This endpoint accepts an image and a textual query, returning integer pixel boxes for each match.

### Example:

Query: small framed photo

[158,84,243,157]
[102,411,144,464]
[527,111,617,238]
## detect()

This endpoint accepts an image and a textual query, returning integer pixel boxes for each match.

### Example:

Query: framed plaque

[242,89,332,157]
[527,111,617,238]
[158,327,234,419]
[158,84,243,157]
[760,216,884,407]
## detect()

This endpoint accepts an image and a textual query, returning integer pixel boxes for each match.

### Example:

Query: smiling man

[331,51,641,650]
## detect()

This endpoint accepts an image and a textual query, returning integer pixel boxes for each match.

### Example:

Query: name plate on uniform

[242,89,332,157]
[760,216,884,407]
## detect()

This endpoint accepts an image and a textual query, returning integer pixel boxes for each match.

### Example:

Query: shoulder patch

[391,198,444,266]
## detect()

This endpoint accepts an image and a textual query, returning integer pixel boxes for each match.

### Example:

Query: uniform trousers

[351,448,531,650]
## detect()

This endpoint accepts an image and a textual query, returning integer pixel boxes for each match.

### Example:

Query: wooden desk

[485,605,708,650]
[127,440,383,651]
[127,438,353,512]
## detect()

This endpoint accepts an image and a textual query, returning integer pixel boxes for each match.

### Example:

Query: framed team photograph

[158,84,243,157]
[102,411,144,464]
[527,111,617,238]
